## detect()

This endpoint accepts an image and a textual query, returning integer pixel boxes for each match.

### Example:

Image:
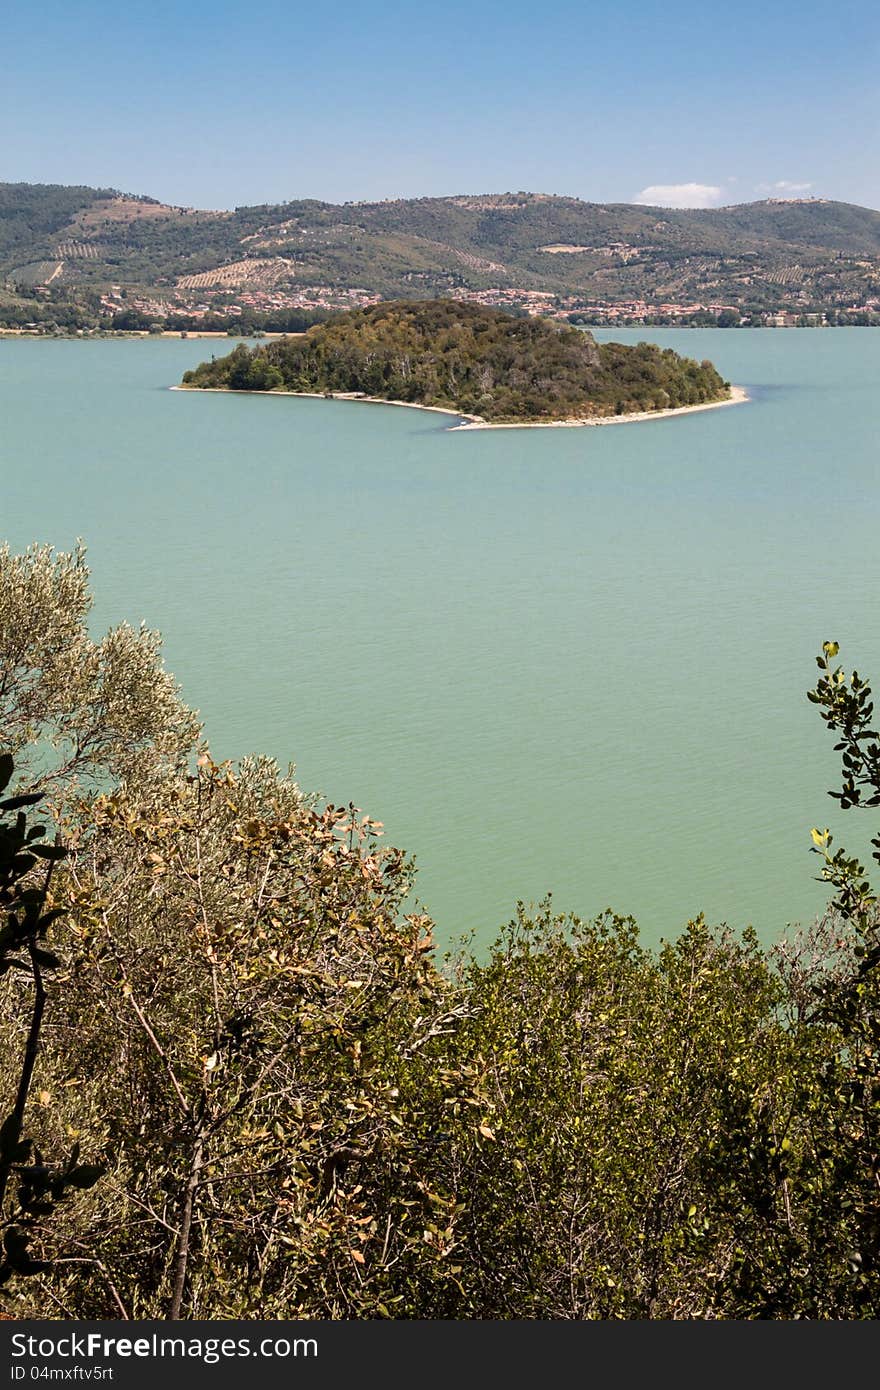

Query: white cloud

[634,182,724,209]
[755,180,813,195]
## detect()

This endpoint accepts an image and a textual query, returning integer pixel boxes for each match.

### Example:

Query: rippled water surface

[2,328,878,947]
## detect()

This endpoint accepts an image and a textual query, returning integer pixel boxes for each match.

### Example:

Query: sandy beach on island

[449,384,749,429]
[171,384,482,421]
[171,383,749,427]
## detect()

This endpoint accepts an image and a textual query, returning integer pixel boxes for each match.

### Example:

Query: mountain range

[2,183,879,328]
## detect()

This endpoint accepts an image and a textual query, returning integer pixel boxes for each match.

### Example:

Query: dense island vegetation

[181,300,730,422]
[1,544,879,1319]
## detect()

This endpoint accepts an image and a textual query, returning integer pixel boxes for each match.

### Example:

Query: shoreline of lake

[451,384,749,429]
[171,382,749,428]
[0,329,294,341]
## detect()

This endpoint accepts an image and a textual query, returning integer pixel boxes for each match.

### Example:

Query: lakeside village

[8,280,880,335]
[88,282,880,330]
[450,287,880,327]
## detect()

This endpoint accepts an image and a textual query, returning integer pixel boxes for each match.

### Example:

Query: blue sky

[3,0,878,209]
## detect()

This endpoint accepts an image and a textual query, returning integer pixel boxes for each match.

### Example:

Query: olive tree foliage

[0,543,200,794]
[423,905,846,1319]
[1,757,482,1319]
[0,543,480,1318]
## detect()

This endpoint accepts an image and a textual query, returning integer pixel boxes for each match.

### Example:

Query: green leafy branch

[808,642,879,925]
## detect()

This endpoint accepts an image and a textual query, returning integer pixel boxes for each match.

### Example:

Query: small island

[179,299,738,426]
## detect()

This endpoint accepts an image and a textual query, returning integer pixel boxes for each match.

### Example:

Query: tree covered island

[180,299,732,424]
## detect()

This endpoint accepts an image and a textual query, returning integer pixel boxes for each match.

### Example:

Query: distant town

[84,280,880,333]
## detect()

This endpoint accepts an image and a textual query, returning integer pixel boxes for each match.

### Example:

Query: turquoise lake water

[1,328,878,949]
